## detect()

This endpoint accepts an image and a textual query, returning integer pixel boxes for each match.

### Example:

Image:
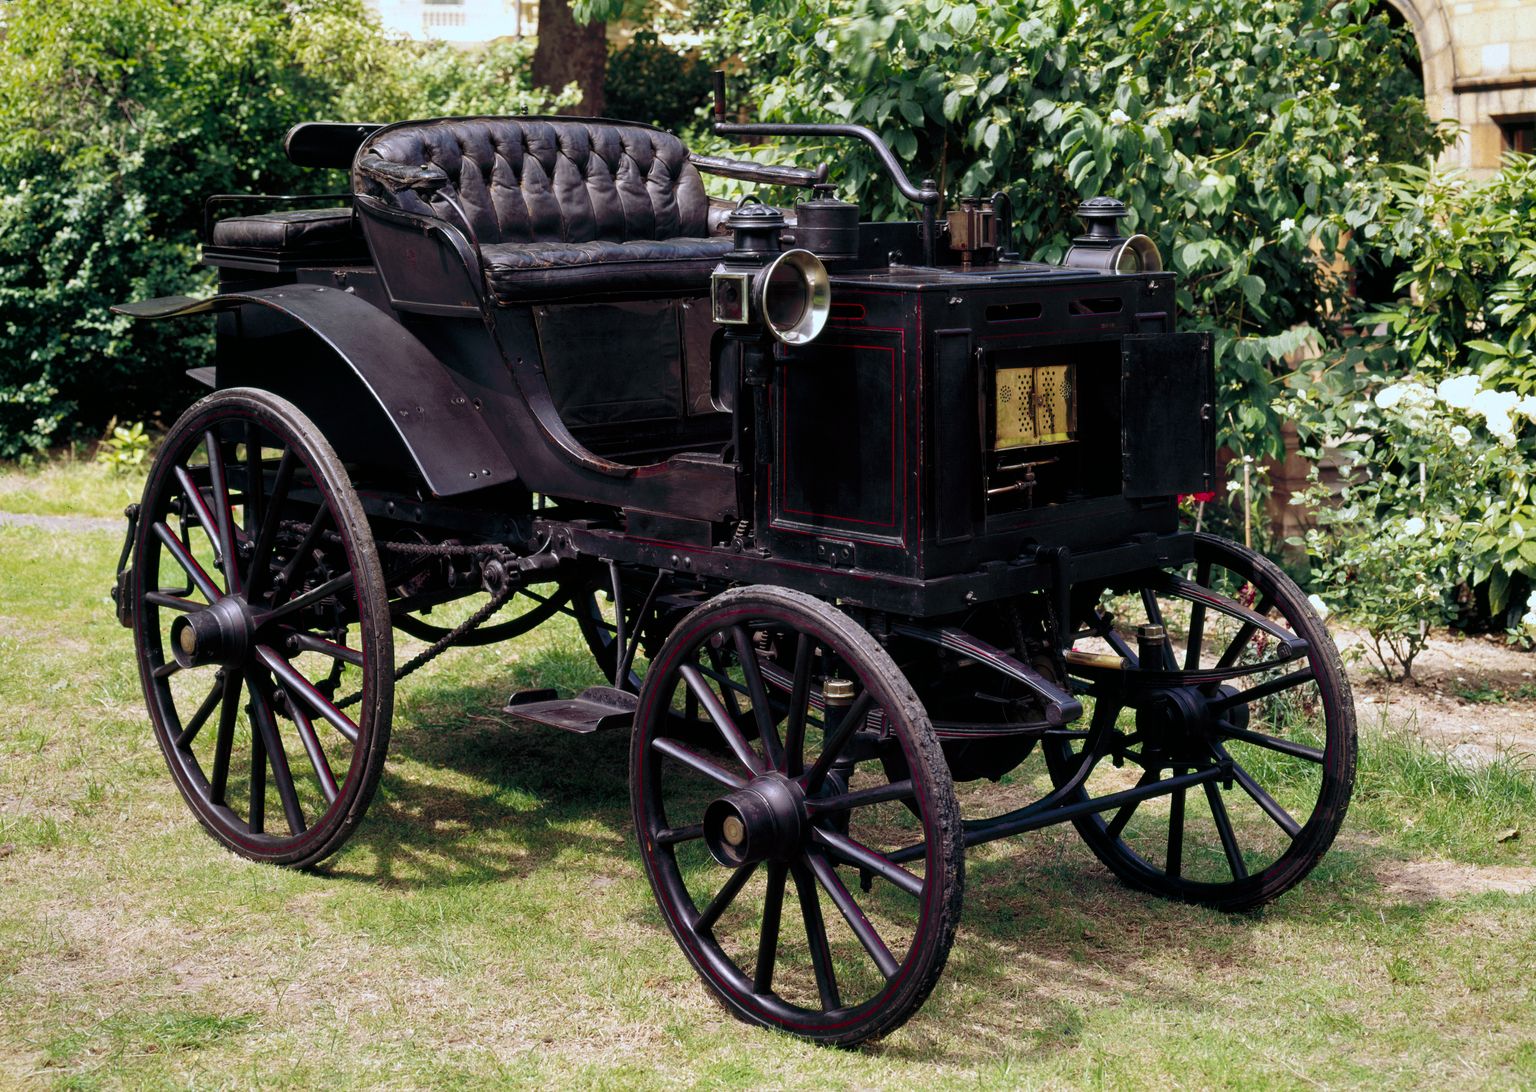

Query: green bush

[1288,156,1536,651]
[0,0,567,460]
[703,0,1445,459]
[606,31,714,132]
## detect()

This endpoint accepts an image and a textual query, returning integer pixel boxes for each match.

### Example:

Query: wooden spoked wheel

[131,388,392,868]
[631,587,963,1046]
[1044,534,1356,910]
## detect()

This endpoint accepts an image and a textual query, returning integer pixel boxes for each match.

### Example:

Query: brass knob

[823,678,857,707]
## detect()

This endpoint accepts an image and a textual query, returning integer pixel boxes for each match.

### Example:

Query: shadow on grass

[322,642,635,889]
[321,642,1433,1063]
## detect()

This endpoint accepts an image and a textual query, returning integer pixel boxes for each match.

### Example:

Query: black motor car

[111,78,1356,1046]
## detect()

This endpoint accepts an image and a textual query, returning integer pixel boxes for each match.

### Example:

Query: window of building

[1500,117,1536,156]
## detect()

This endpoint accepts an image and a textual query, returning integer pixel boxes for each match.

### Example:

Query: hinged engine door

[1120,332,1216,499]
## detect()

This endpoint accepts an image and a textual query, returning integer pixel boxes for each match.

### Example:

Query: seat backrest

[354,117,711,247]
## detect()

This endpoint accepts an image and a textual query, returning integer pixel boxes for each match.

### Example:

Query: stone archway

[1382,0,1458,124]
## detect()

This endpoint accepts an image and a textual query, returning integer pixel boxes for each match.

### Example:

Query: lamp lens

[764,262,810,333]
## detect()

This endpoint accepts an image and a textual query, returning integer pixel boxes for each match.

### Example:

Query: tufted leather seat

[355,117,732,303]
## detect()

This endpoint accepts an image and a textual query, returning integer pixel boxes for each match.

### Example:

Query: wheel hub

[703,774,806,867]
[1135,685,1220,762]
[170,595,254,670]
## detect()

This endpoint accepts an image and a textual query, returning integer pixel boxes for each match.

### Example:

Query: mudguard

[113,284,516,497]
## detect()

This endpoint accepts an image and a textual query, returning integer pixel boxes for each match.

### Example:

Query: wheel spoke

[249,705,267,835]
[1209,668,1315,713]
[204,430,242,594]
[173,677,224,748]
[807,851,899,979]
[1203,781,1248,881]
[1216,719,1325,763]
[245,449,296,601]
[732,625,785,770]
[283,630,364,667]
[153,521,222,603]
[680,664,763,776]
[255,646,361,745]
[655,824,703,846]
[695,861,758,934]
[173,465,224,567]
[1166,767,1186,878]
[1184,557,1213,670]
[1214,592,1274,670]
[802,690,872,793]
[789,860,841,1011]
[289,699,340,807]
[753,861,788,995]
[651,737,746,790]
[145,591,200,613]
[152,661,182,680]
[272,505,329,601]
[811,828,924,898]
[243,422,263,538]
[783,633,815,777]
[1104,769,1158,839]
[1212,742,1302,838]
[804,779,914,814]
[209,672,241,805]
[260,572,355,624]
[247,671,307,836]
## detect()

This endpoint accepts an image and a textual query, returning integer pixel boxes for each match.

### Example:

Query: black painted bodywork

[115,119,1216,623]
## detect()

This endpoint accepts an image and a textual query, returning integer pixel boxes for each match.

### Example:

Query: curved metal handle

[711,72,941,263]
[712,121,939,208]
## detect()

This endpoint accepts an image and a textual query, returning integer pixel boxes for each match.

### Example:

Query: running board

[503,685,638,734]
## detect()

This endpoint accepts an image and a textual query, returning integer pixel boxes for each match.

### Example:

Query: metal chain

[337,578,519,708]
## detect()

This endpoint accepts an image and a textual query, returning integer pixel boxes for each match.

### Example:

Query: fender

[113,284,516,497]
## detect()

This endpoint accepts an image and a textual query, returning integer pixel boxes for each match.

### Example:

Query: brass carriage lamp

[710,202,831,346]
[1063,196,1163,274]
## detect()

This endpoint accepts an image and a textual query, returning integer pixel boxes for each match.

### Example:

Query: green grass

[0,455,143,518]
[3,459,1536,1088]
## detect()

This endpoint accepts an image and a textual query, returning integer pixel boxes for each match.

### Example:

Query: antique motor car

[110,77,1356,1046]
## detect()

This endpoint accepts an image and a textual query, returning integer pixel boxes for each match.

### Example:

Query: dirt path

[1340,630,1536,764]
[0,509,122,533]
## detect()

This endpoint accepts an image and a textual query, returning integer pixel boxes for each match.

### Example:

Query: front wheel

[631,586,963,1046]
[1045,533,1356,910]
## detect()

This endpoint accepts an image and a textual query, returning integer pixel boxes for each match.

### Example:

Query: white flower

[1450,425,1473,446]
[1471,387,1518,422]
[1108,108,1131,126]
[1279,217,1297,234]
[1307,594,1330,621]
[1328,82,1340,92]
[1436,374,1480,409]
[1402,516,1426,536]
[1523,592,1536,630]
[1517,395,1536,423]
[1375,384,1405,409]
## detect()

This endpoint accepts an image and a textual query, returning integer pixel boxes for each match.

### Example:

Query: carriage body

[111,99,1354,1046]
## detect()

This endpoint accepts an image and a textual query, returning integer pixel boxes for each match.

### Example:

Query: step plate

[503,685,639,735]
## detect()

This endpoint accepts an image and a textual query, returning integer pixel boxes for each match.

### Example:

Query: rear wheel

[131,388,392,868]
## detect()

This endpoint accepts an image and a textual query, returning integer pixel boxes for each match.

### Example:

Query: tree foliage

[702,0,1445,457]
[0,0,565,458]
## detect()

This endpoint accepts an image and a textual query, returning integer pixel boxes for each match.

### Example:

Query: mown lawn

[2,461,1535,1089]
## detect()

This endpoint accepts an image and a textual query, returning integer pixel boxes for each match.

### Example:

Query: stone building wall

[1393,0,1536,172]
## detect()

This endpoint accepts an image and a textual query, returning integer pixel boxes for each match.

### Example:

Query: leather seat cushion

[358,119,711,248]
[209,208,360,251]
[481,236,732,303]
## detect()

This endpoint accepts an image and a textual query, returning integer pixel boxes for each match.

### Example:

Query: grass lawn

[2,461,1535,1089]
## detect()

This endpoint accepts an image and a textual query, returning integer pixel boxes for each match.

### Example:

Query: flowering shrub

[1290,369,1536,678]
